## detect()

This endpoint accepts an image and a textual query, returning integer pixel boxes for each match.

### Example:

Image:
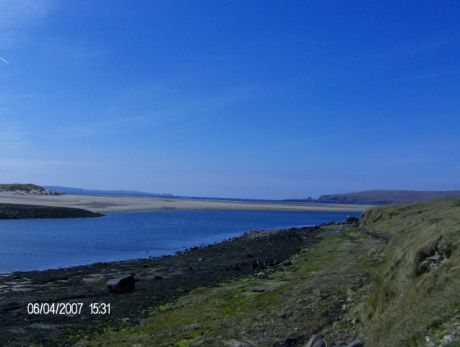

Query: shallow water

[0,209,359,273]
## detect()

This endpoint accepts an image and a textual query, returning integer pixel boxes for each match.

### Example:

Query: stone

[343,216,360,224]
[107,274,135,294]
[281,260,292,267]
[415,239,449,275]
[279,337,302,347]
[305,333,327,347]
[346,337,364,347]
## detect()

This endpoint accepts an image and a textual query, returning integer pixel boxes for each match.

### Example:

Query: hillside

[319,189,460,204]
[71,199,460,347]
[0,183,59,196]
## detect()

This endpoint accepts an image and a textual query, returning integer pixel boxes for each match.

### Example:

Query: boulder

[343,216,360,224]
[107,274,135,294]
[347,337,364,347]
[415,239,450,275]
[305,333,327,347]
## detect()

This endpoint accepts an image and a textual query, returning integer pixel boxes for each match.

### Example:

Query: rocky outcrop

[415,238,451,275]
[0,203,102,219]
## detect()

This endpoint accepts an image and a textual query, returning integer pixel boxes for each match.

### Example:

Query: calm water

[0,209,360,273]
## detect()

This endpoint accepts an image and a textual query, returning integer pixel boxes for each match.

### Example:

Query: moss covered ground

[76,200,460,346]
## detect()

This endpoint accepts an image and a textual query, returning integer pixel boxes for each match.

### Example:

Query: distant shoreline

[0,193,371,213]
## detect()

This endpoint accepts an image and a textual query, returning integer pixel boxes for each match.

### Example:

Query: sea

[0,209,360,273]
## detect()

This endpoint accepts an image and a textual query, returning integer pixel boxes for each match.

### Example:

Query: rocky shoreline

[0,203,103,219]
[0,225,321,346]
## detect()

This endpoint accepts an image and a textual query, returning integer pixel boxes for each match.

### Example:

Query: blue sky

[1,0,459,199]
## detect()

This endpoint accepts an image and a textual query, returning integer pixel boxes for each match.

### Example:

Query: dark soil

[0,226,319,346]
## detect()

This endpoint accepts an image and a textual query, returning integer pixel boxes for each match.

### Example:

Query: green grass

[362,200,460,346]
[75,200,460,347]
[75,226,379,347]
[156,302,174,312]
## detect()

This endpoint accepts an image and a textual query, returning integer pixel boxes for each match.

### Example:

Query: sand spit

[0,193,370,213]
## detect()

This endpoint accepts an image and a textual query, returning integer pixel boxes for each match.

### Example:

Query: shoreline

[0,224,324,346]
[0,222,318,276]
[0,193,371,213]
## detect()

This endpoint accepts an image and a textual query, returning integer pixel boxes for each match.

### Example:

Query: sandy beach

[0,193,370,213]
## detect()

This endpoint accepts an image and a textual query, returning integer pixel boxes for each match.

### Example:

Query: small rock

[254,272,268,279]
[443,335,453,343]
[107,274,135,294]
[343,216,360,224]
[305,333,327,347]
[346,337,364,347]
[252,287,266,293]
[279,336,302,347]
[279,311,292,319]
[281,260,292,267]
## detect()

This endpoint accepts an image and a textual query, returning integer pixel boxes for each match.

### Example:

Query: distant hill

[318,189,460,204]
[0,184,59,196]
[45,186,175,198]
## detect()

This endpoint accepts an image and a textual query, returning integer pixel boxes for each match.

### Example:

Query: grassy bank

[74,199,460,346]
[362,199,460,346]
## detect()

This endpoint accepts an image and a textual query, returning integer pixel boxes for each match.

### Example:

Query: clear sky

[1,0,459,199]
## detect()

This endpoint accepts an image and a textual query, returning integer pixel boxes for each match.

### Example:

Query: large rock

[415,239,450,275]
[107,274,135,294]
[305,333,327,347]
